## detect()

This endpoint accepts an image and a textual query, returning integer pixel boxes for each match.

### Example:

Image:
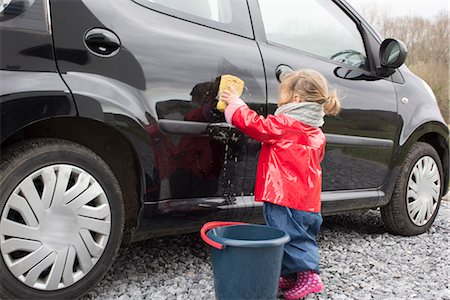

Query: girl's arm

[222,90,309,144]
[227,105,286,143]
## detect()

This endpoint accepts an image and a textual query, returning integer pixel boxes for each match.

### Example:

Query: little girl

[221,69,340,300]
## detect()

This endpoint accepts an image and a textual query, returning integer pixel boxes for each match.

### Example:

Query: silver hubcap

[0,165,111,291]
[406,156,441,226]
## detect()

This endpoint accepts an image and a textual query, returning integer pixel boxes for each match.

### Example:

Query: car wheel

[0,139,124,299]
[381,142,443,236]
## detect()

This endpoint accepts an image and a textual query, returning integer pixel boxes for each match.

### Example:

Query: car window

[148,0,231,22]
[0,0,49,33]
[133,0,253,38]
[258,0,369,70]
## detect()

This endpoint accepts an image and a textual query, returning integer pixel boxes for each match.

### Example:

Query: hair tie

[317,97,328,104]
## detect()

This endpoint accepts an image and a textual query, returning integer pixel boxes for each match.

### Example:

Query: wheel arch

[396,121,449,196]
[1,116,144,244]
[418,132,449,195]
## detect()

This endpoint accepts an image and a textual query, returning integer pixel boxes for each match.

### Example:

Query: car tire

[381,142,443,236]
[0,139,124,299]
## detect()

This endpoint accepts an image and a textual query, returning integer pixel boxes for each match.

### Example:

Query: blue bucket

[201,222,290,300]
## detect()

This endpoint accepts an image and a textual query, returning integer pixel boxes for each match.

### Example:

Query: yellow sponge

[216,74,245,112]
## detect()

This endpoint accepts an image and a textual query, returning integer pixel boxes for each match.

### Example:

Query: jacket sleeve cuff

[224,98,246,125]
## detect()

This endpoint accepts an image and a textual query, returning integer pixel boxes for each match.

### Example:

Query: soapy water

[194,81,257,214]
[241,86,252,100]
[217,134,259,218]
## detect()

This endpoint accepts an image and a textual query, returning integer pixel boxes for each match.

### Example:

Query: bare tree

[357,8,449,122]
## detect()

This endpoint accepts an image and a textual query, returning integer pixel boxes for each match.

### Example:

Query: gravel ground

[85,200,450,300]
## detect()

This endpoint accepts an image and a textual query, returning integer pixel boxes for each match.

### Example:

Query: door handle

[84,28,121,57]
[158,119,208,134]
[157,120,241,142]
[275,65,294,82]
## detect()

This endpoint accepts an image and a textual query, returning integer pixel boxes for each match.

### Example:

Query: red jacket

[226,103,325,212]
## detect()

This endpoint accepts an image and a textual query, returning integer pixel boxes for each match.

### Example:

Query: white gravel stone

[84,202,450,300]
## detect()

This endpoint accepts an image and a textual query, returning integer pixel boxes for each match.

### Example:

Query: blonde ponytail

[323,89,341,116]
[278,69,342,116]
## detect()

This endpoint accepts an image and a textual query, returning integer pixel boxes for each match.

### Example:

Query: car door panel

[50,0,266,225]
[260,45,397,191]
[254,0,399,192]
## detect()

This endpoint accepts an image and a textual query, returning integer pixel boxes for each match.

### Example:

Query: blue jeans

[263,202,322,277]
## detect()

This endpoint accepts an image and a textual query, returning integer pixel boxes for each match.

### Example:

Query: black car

[0,0,448,298]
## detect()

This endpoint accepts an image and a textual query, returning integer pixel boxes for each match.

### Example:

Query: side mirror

[379,38,407,69]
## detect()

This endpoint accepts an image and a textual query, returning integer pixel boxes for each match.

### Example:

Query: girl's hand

[221,88,241,105]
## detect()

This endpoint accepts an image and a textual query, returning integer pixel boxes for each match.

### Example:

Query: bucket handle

[200,221,245,250]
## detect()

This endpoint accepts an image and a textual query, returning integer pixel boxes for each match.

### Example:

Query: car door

[250,0,399,212]
[50,0,266,225]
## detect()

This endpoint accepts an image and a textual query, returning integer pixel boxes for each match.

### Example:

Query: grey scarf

[274,102,324,127]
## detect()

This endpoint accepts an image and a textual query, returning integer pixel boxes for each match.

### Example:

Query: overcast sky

[346,0,449,19]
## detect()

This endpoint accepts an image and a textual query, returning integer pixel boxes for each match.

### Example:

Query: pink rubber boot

[278,271,308,290]
[279,276,296,290]
[283,271,324,299]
